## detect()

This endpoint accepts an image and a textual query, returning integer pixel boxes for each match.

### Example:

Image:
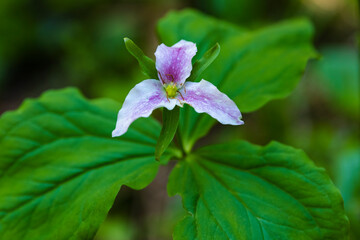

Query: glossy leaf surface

[168,141,349,240]
[0,88,169,239]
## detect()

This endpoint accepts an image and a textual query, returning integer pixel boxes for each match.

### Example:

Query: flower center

[164,82,178,98]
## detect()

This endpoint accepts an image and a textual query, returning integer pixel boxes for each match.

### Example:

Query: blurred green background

[0,0,358,239]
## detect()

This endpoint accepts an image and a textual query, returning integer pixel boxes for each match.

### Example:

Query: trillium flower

[112,40,244,137]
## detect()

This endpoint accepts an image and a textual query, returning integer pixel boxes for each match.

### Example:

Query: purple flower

[112,40,244,137]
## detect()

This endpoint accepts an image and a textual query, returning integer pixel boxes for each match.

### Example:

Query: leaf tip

[123,37,132,44]
[212,42,221,55]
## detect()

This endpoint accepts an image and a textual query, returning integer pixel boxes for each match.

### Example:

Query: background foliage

[0,0,358,239]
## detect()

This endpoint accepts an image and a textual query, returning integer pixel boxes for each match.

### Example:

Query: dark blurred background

[0,0,358,239]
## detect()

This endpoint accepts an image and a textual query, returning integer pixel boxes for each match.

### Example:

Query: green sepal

[187,43,220,82]
[124,37,158,79]
[155,107,180,161]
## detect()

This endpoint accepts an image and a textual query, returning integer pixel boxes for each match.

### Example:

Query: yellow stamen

[164,82,178,98]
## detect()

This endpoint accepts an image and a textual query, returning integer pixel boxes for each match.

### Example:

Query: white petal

[112,79,179,137]
[180,80,244,125]
[155,40,197,86]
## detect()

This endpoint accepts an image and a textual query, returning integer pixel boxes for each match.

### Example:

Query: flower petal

[112,79,179,137]
[155,40,197,86]
[180,80,244,125]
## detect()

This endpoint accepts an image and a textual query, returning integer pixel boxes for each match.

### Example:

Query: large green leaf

[157,9,246,60]
[0,88,172,239]
[168,141,349,239]
[158,10,317,152]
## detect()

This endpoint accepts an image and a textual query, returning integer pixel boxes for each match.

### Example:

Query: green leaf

[187,43,220,82]
[0,88,173,239]
[124,37,158,79]
[158,9,317,152]
[157,9,246,60]
[155,107,180,161]
[168,141,349,240]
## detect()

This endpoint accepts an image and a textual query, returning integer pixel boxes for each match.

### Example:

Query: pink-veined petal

[112,79,180,137]
[180,80,244,125]
[155,40,197,86]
